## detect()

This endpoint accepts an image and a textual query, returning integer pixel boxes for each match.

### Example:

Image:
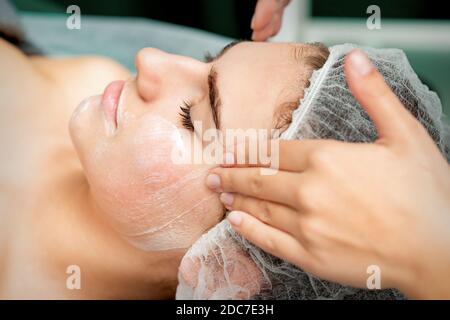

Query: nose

[135,48,207,102]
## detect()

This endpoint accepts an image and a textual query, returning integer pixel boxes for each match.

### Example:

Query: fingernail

[220,192,234,207]
[222,152,234,166]
[227,211,242,227]
[206,173,221,190]
[349,50,374,76]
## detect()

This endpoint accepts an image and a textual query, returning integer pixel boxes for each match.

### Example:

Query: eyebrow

[204,41,244,130]
[204,40,244,63]
[208,67,221,130]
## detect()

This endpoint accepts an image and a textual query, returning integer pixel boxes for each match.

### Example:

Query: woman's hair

[274,43,330,131]
[0,0,42,55]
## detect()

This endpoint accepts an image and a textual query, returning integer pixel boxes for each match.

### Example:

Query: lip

[101,80,125,128]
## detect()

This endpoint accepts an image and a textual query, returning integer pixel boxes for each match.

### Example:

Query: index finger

[208,166,303,209]
[222,137,334,172]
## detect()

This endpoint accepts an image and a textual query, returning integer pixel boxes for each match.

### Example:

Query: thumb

[344,49,417,143]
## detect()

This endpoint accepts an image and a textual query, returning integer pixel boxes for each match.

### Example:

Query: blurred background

[11,0,450,118]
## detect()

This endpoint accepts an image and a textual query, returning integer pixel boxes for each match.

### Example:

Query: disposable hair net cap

[176,44,449,300]
[281,43,449,158]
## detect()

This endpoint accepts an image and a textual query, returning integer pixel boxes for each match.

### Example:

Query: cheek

[90,115,189,196]
[128,116,190,189]
[91,115,223,251]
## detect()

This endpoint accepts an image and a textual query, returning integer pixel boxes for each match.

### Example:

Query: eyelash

[179,100,194,131]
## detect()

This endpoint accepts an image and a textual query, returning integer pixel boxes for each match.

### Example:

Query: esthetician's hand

[251,0,291,41]
[205,50,450,299]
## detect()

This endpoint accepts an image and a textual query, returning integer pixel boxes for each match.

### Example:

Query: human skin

[69,40,317,251]
[0,38,317,298]
[206,50,450,299]
[251,0,291,41]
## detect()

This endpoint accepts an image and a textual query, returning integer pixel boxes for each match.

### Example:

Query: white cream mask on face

[88,114,222,252]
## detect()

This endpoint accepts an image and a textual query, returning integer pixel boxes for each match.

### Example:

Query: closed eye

[179,100,194,131]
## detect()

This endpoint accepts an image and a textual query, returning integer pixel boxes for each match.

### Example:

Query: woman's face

[69,41,310,251]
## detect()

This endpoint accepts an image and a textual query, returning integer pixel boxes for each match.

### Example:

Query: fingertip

[347,50,405,108]
[205,173,221,191]
[346,49,375,78]
[251,31,267,42]
[227,211,244,227]
[344,50,413,142]
[220,192,234,208]
[250,14,257,30]
[251,0,276,30]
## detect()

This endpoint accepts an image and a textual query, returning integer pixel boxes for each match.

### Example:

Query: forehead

[214,42,303,131]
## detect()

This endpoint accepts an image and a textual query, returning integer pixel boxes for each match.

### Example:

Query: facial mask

[90,115,221,251]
